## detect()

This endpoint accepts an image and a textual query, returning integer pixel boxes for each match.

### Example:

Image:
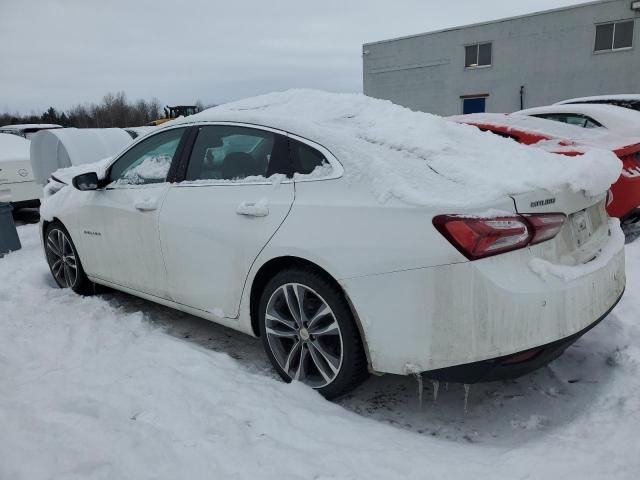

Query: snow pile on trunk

[169,90,622,208]
[1,226,640,479]
[0,133,30,162]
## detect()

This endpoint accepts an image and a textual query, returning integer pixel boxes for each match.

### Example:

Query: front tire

[259,268,368,399]
[44,222,95,296]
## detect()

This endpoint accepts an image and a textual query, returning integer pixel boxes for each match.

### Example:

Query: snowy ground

[1,224,639,479]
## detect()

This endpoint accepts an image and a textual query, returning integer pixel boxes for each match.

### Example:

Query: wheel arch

[41,216,61,242]
[248,255,373,371]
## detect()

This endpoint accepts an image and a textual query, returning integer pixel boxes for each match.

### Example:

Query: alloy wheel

[45,229,78,288]
[265,283,344,388]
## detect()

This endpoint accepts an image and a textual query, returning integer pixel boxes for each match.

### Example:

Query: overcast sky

[1,0,588,114]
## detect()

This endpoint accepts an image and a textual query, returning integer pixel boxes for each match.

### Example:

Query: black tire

[259,267,368,399]
[44,221,95,296]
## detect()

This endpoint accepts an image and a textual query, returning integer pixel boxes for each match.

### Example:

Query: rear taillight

[620,155,640,179]
[433,213,566,260]
[522,213,567,245]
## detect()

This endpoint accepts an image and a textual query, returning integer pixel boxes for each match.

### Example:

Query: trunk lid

[0,160,35,185]
[510,189,609,264]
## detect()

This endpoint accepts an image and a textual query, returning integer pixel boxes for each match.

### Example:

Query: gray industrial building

[363,0,640,116]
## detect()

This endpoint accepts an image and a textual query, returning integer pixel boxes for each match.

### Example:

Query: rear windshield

[570,99,640,112]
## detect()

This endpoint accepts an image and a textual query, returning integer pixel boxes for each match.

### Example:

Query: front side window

[595,20,634,51]
[465,42,492,68]
[109,127,185,185]
[184,126,290,181]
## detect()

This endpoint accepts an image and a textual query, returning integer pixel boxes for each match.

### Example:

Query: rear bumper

[422,288,624,383]
[342,233,625,376]
[11,199,41,210]
[621,208,640,225]
[0,181,42,204]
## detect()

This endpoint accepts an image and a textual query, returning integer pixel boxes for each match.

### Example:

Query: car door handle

[134,199,159,212]
[236,201,269,217]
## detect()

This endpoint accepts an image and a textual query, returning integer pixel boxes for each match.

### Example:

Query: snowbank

[29,128,133,185]
[168,90,621,208]
[1,225,639,479]
[0,133,30,162]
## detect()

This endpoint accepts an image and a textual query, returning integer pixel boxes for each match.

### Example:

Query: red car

[451,113,640,224]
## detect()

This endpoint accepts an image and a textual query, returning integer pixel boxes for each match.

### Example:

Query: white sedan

[516,103,640,136]
[40,91,626,398]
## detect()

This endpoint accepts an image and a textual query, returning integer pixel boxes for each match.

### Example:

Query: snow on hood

[0,133,30,162]
[451,112,640,153]
[169,90,621,208]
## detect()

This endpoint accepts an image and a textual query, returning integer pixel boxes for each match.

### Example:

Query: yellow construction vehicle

[147,105,200,126]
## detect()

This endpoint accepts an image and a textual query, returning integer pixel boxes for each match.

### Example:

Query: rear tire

[259,267,368,399]
[44,222,95,296]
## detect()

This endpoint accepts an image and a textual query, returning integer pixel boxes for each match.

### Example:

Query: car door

[158,124,295,318]
[74,126,188,298]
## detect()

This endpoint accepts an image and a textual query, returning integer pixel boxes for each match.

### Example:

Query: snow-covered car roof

[450,112,640,153]
[0,124,62,131]
[515,104,640,136]
[164,90,621,208]
[556,94,640,105]
[0,132,30,162]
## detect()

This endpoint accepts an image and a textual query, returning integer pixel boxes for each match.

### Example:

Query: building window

[595,20,634,52]
[465,42,492,68]
[462,96,487,114]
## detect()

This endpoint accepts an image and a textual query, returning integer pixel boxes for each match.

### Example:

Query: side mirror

[72,172,100,191]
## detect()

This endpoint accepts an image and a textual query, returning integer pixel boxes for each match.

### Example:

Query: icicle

[445,382,449,392]
[432,380,440,402]
[414,373,424,409]
[463,384,471,414]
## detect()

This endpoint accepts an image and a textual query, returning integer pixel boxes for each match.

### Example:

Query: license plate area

[570,209,593,248]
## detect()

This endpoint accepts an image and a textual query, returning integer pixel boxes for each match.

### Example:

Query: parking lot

[1,223,639,479]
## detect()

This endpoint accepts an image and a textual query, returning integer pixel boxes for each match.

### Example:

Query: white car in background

[0,133,42,207]
[0,123,62,140]
[555,94,640,113]
[516,103,640,136]
[39,91,625,398]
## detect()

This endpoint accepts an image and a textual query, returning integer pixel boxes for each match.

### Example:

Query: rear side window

[290,139,328,175]
[184,126,290,181]
[532,113,602,129]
